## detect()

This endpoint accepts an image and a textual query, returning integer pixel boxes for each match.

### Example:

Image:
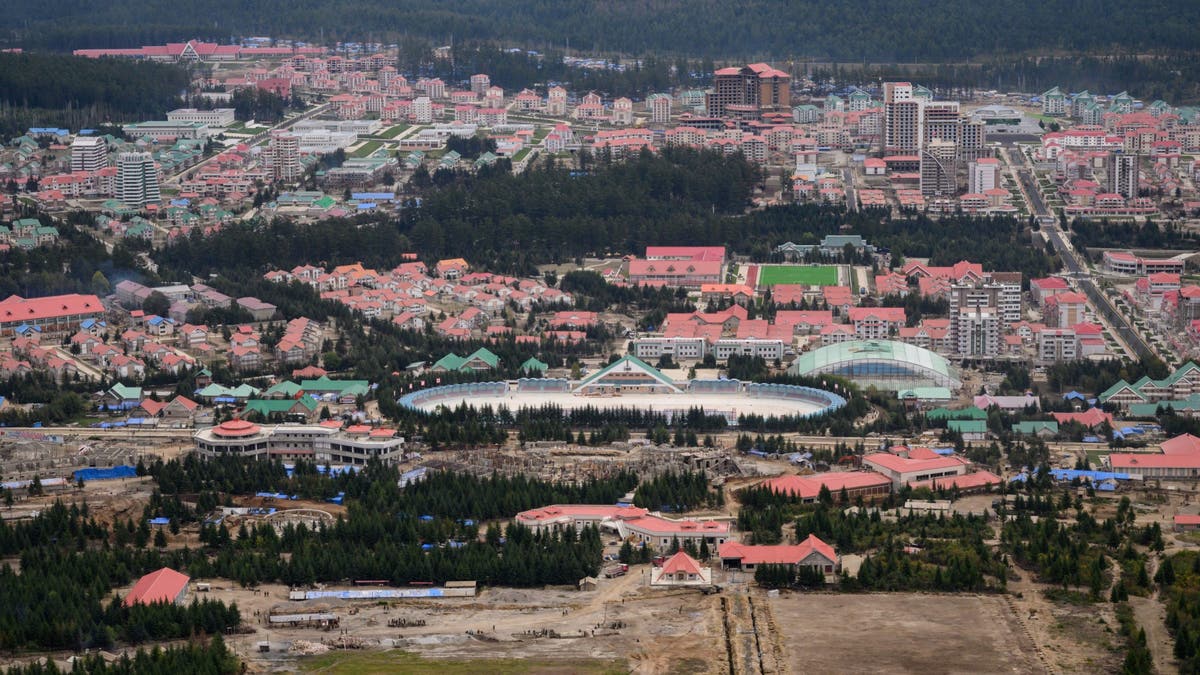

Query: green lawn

[351,141,384,157]
[757,265,838,287]
[378,124,411,139]
[301,650,627,674]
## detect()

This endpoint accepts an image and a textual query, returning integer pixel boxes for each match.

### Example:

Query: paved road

[1008,149,1154,360]
[164,102,333,186]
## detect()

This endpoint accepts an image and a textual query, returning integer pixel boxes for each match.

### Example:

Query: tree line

[8,0,1200,61]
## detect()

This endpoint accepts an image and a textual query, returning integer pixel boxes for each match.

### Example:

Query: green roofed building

[1011,421,1059,437]
[520,357,549,374]
[431,348,500,373]
[575,354,681,394]
[1098,362,1200,409]
[299,376,371,396]
[789,340,961,391]
[947,419,987,440]
[263,381,303,399]
[243,396,319,422]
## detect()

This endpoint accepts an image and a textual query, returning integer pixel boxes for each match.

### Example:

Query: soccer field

[756,265,838,287]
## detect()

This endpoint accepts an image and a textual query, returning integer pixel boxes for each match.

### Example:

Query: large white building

[167,108,236,127]
[954,306,1000,357]
[115,151,161,207]
[193,420,407,465]
[413,96,433,124]
[968,157,1000,194]
[70,136,108,173]
[121,121,211,140]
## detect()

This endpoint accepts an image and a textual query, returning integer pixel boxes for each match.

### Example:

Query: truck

[603,563,629,578]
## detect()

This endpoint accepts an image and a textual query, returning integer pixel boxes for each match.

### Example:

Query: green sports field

[757,265,838,287]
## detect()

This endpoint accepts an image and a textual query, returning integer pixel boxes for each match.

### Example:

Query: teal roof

[432,353,466,371]
[577,354,679,391]
[789,340,961,389]
[264,381,302,398]
[109,383,142,400]
[464,347,500,369]
[1099,362,1199,404]
[1012,421,1059,434]
[244,396,317,416]
[947,420,987,434]
[896,387,951,401]
[520,357,549,373]
[299,376,369,394]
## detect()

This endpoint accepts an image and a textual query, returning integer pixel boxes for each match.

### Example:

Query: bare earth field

[769,592,1045,675]
[212,571,727,674]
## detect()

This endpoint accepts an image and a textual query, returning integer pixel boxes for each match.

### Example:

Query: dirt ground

[770,592,1044,675]
[214,569,727,674]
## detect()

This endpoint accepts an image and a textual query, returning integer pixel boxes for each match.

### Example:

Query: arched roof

[789,340,961,390]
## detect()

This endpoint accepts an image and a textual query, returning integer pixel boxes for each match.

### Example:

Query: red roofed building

[628,259,723,288]
[908,470,1002,493]
[0,293,105,336]
[1030,277,1070,306]
[1107,434,1200,479]
[651,551,712,586]
[514,504,731,548]
[1174,514,1200,532]
[1051,408,1113,429]
[848,307,906,339]
[124,567,190,606]
[719,534,838,574]
[861,452,969,487]
[708,64,790,118]
[762,472,892,503]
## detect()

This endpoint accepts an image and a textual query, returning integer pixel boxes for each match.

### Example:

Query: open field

[210,573,727,674]
[770,592,1045,674]
[756,265,838,287]
[412,391,829,419]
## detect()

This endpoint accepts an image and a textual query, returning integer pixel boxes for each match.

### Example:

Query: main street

[1005,148,1156,361]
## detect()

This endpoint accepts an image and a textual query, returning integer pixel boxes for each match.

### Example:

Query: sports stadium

[398,355,846,425]
[787,340,962,391]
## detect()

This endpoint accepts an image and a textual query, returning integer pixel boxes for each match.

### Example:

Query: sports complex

[398,355,847,425]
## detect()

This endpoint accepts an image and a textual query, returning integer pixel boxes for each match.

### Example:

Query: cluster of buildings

[1035,98,1200,217]
[763,445,1001,499]
[263,258,574,342]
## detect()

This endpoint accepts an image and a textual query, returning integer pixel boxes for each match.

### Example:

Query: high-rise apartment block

[920,139,957,196]
[1109,153,1138,199]
[470,73,490,96]
[647,93,672,125]
[884,82,922,153]
[269,131,301,182]
[707,63,790,118]
[968,158,1001,194]
[115,151,160,207]
[70,136,108,173]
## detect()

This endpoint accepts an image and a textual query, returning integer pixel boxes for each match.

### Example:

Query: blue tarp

[1050,469,1132,482]
[148,517,170,525]
[74,465,137,482]
[419,515,434,521]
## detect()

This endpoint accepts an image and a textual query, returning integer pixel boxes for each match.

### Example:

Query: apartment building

[70,136,108,173]
[707,63,790,118]
[115,151,161,207]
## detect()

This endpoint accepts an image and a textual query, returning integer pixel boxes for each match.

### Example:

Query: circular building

[788,340,961,391]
